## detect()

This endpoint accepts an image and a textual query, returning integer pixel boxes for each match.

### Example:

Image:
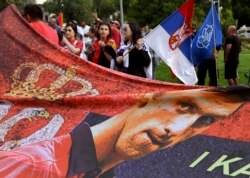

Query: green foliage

[93,0,117,21]
[1,0,249,32]
[43,0,93,23]
[219,0,235,35]
[0,1,9,12]
[123,0,184,27]
[0,0,35,12]
[232,0,250,27]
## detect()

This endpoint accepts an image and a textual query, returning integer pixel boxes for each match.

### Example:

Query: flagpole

[211,0,219,86]
[217,0,220,21]
[122,45,136,58]
[120,0,124,32]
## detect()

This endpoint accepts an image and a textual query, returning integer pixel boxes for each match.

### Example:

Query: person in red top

[89,21,116,68]
[111,27,122,49]
[60,23,83,57]
[110,20,122,49]
[110,20,121,30]
[23,4,59,44]
[92,11,121,49]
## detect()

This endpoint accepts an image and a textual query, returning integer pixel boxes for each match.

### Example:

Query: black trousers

[197,59,218,86]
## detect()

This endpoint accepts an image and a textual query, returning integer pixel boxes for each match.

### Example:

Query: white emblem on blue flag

[197,25,214,49]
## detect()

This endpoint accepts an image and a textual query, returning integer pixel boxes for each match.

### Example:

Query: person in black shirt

[224,25,242,85]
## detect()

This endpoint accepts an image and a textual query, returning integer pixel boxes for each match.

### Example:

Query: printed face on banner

[114,89,242,160]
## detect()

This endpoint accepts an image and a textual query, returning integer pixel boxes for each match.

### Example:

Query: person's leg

[208,59,218,86]
[225,63,237,86]
[230,64,239,85]
[233,78,238,85]
[197,60,208,85]
[228,78,235,85]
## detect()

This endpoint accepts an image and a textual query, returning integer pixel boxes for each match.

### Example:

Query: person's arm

[0,134,72,177]
[213,46,221,59]
[135,39,151,67]
[103,39,117,62]
[62,37,82,55]
[103,51,113,62]
[92,11,102,23]
[224,43,232,63]
[116,43,126,64]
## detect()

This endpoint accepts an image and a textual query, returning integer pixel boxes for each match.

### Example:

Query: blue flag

[191,4,222,65]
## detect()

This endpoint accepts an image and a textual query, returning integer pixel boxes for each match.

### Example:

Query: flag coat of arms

[191,4,223,65]
[144,0,197,85]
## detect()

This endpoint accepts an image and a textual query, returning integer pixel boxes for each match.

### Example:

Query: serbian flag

[144,0,197,85]
[191,3,223,65]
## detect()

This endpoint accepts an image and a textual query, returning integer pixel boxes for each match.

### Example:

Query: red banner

[0,5,250,178]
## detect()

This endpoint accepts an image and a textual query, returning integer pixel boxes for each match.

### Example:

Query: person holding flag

[144,0,197,85]
[191,3,223,86]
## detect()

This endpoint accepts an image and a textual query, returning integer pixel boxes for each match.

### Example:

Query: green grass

[155,49,250,86]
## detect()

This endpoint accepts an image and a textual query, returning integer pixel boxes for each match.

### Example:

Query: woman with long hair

[116,22,151,78]
[61,23,83,57]
[89,21,116,68]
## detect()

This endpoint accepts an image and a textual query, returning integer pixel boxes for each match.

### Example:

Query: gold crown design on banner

[5,62,99,101]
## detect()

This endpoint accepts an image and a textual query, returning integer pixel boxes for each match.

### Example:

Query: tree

[231,0,250,28]
[0,0,36,12]
[92,0,117,21]
[122,0,184,27]
[43,0,92,23]
[0,0,9,12]
[62,0,92,23]
[219,0,235,35]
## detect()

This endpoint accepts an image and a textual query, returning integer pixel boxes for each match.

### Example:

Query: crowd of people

[0,3,246,178]
[192,24,242,87]
[22,4,160,81]
[23,4,242,86]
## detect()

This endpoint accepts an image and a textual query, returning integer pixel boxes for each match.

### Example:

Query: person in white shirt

[77,20,91,60]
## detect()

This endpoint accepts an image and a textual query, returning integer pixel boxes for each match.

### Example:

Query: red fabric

[0,134,71,177]
[179,0,194,31]
[0,4,199,151]
[30,21,59,44]
[57,12,63,28]
[1,5,249,177]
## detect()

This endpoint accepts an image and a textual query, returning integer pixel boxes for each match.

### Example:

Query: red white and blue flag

[144,0,197,85]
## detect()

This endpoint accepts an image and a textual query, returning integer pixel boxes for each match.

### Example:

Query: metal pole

[211,0,220,86]
[217,0,220,21]
[120,0,124,29]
